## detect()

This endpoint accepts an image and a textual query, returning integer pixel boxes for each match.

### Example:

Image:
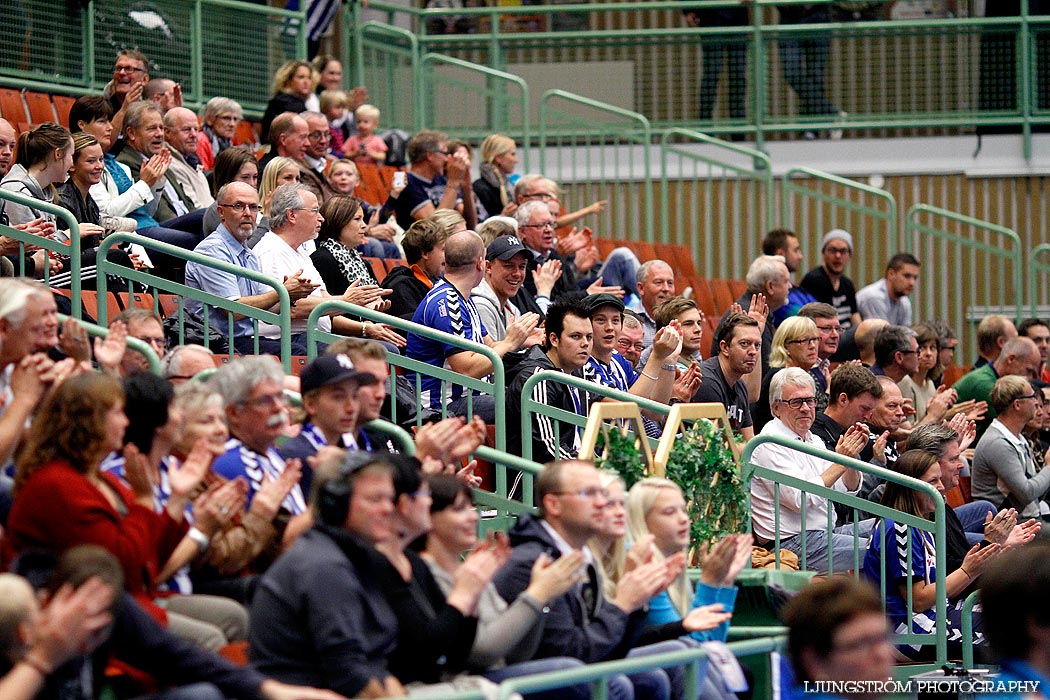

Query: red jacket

[6,460,188,609]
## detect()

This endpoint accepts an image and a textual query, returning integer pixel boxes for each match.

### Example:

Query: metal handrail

[0,189,84,314]
[742,433,948,665]
[304,299,507,452]
[95,232,294,371]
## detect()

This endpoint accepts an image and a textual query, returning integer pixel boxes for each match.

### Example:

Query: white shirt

[749,417,860,541]
[252,231,332,337]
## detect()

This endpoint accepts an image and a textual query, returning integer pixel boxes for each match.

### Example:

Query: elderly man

[143,78,182,115]
[629,260,676,349]
[300,111,333,176]
[470,235,554,342]
[973,375,1050,520]
[406,230,538,421]
[252,183,399,350]
[749,367,871,573]
[800,229,861,330]
[616,312,646,367]
[210,357,307,516]
[869,324,918,382]
[857,253,920,326]
[516,200,575,302]
[953,336,1042,440]
[393,130,470,231]
[492,459,685,700]
[798,302,840,398]
[109,308,167,376]
[858,376,908,473]
[692,312,762,440]
[256,113,309,175]
[974,315,1018,369]
[117,101,203,238]
[163,344,216,385]
[185,182,317,356]
[163,107,214,211]
[713,254,786,382]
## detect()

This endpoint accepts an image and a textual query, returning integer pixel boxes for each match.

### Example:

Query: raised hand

[746,293,768,327]
[58,317,91,363]
[585,276,625,298]
[93,320,128,373]
[532,259,563,298]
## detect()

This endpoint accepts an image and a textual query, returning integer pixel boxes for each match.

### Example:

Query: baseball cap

[300,353,377,394]
[583,293,625,315]
[487,235,528,261]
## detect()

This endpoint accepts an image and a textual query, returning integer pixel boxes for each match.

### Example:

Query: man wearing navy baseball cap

[278,353,378,496]
[471,235,551,347]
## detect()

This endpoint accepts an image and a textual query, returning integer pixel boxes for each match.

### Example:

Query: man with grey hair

[973,375,1050,520]
[210,356,307,516]
[712,254,786,383]
[163,343,216,385]
[749,367,872,572]
[163,106,214,211]
[254,183,398,348]
[406,229,539,420]
[186,181,318,356]
[628,260,675,349]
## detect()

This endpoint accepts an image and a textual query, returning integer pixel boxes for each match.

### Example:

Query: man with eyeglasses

[869,324,920,384]
[800,229,861,331]
[857,377,908,484]
[393,130,469,231]
[1016,317,1049,381]
[300,112,334,176]
[109,307,168,376]
[953,336,1042,441]
[185,182,319,356]
[210,356,307,517]
[973,375,1050,521]
[750,367,872,573]
[494,458,689,700]
[616,312,646,366]
[104,50,150,149]
[798,302,841,395]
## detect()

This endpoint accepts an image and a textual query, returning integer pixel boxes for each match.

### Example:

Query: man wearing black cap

[470,235,552,344]
[581,293,682,411]
[278,353,378,496]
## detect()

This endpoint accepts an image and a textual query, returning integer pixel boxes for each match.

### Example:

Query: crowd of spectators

[1,44,1049,700]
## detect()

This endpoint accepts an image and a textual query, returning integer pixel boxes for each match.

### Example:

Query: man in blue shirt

[405,229,538,421]
[184,181,317,356]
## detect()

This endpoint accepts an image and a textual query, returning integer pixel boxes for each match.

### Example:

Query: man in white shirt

[253,184,392,345]
[749,367,872,573]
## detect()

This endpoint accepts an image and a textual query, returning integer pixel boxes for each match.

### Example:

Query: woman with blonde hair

[257,156,301,217]
[587,471,630,599]
[473,134,518,220]
[260,59,316,142]
[753,315,822,431]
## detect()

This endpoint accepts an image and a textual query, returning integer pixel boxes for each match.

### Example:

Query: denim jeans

[955,500,997,546]
[781,518,875,573]
[579,247,641,295]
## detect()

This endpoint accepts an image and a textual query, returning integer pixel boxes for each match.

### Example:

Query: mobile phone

[393,171,407,188]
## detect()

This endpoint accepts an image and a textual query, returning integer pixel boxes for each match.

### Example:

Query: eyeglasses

[430,149,450,156]
[308,130,330,141]
[1016,393,1039,402]
[240,392,287,409]
[553,487,608,500]
[777,396,817,409]
[898,349,919,355]
[219,202,262,213]
[786,337,820,345]
[217,114,240,123]
[521,222,555,230]
[522,192,555,201]
[815,325,841,333]
[114,65,146,74]
[824,246,851,256]
[135,335,168,349]
[294,207,321,215]
[616,339,645,353]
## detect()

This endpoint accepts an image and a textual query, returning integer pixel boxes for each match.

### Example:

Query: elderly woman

[753,315,822,431]
[197,96,244,171]
[260,60,316,143]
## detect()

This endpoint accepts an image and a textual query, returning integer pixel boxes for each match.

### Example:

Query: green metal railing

[354,21,422,133]
[305,299,506,452]
[348,0,1050,158]
[0,190,83,313]
[961,589,981,670]
[0,0,306,117]
[659,128,774,277]
[742,433,948,666]
[57,313,161,375]
[1029,244,1050,318]
[420,53,531,164]
[781,166,900,289]
[539,89,654,241]
[471,446,545,536]
[906,204,1024,367]
[95,232,294,371]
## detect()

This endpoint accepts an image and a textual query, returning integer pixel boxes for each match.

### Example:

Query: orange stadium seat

[24,91,55,123]
[233,120,260,146]
[708,278,737,312]
[0,88,27,123]
[363,256,386,283]
[52,94,75,127]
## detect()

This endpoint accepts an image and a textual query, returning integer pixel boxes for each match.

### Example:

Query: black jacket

[382,263,432,322]
[507,347,587,462]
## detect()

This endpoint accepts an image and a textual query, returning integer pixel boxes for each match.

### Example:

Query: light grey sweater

[972,420,1050,518]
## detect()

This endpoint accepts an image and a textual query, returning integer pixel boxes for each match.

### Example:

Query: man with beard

[800,230,860,330]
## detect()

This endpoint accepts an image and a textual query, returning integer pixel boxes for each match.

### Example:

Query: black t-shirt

[692,356,752,431]
[800,266,859,330]
[394,172,453,230]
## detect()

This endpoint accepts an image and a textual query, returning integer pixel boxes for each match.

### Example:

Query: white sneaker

[829,111,847,140]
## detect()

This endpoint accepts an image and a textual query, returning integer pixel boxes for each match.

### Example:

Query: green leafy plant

[594,424,647,489]
[664,418,747,551]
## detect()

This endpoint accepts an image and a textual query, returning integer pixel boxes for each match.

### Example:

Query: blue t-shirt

[405,279,489,411]
[645,580,738,644]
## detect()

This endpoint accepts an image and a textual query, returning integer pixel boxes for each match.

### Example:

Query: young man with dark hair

[1018,317,1050,382]
[507,299,594,462]
[810,364,883,454]
[856,253,920,326]
[762,228,817,324]
[692,312,761,440]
